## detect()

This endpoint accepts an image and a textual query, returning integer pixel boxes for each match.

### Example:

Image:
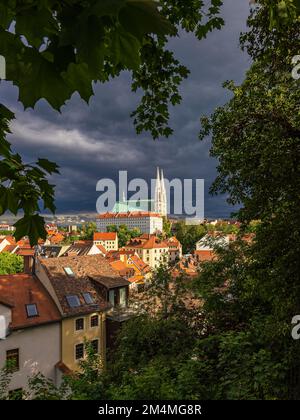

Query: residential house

[60,241,104,257]
[123,235,170,269]
[0,236,18,254]
[0,273,61,396]
[165,236,182,263]
[93,232,118,251]
[35,255,130,372]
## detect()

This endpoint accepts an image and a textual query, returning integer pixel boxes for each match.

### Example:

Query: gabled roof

[60,243,98,257]
[93,232,117,241]
[2,236,16,245]
[2,244,19,254]
[125,235,168,250]
[109,260,135,279]
[0,274,61,329]
[39,245,64,258]
[15,247,35,256]
[96,244,107,255]
[128,254,150,273]
[127,275,144,284]
[194,250,215,262]
[165,236,182,249]
[40,255,129,316]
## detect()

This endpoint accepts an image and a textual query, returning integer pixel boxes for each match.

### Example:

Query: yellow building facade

[61,311,106,371]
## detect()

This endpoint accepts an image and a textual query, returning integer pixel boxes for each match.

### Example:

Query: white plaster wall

[0,322,61,391]
[0,303,12,339]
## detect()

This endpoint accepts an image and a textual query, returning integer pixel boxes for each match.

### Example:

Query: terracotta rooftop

[165,236,181,249]
[39,255,129,316]
[97,211,161,219]
[129,254,150,273]
[2,244,19,253]
[0,274,61,330]
[15,248,35,256]
[194,250,215,262]
[93,232,117,241]
[96,244,107,255]
[127,275,144,284]
[125,235,169,250]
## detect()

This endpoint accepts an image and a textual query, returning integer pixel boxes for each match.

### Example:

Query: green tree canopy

[195,1,300,399]
[0,252,24,274]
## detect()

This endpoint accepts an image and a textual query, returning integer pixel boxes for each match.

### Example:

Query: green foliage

[0,252,24,274]
[173,221,206,253]
[0,366,11,400]
[81,222,97,240]
[27,341,109,400]
[196,1,300,399]
[0,230,13,236]
[107,224,141,247]
[162,216,172,238]
[105,264,204,399]
[260,0,300,29]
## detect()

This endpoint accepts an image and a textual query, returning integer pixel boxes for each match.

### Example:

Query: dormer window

[26,304,38,318]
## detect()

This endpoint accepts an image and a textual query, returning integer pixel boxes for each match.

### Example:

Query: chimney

[23,255,34,274]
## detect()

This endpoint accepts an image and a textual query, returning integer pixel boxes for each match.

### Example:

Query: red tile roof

[97,212,161,219]
[165,236,181,249]
[129,254,150,273]
[127,275,144,284]
[194,250,215,262]
[93,232,117,241]
[0,274,61,329]
[0,236,16,247]
[96,244,107,255]
[2,244,18,253]
[125,235,168,250]
[15,248,35,256]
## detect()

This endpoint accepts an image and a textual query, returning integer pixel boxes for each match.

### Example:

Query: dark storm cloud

[0,0,251,217]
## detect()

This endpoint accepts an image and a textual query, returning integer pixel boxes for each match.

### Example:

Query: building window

[109,290,115,307]
[75,343,84,360]
[25,303,38,317]
[82,292,94,305]
[91,315,99,327]
[64,267,75,277]
[91,339,99,354]
[6,349,19,372]
[119,287,127,307]
[66,294,81,308]
[75,318,84,331]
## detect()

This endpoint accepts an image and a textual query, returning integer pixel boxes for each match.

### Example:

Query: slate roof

[40,255,129,316]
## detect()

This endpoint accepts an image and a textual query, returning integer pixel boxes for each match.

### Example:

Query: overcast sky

[0,0,251,218]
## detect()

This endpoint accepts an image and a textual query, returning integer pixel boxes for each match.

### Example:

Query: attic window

[82,293,94,305]
[26,304,38,318]
[64,267,74,277]
[66,295,81,308]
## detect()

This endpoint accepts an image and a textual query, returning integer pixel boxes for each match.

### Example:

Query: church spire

[154,167,167,217]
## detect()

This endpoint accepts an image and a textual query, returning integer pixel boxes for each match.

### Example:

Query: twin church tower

[154,167,167,217]
[113,167,168,217]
